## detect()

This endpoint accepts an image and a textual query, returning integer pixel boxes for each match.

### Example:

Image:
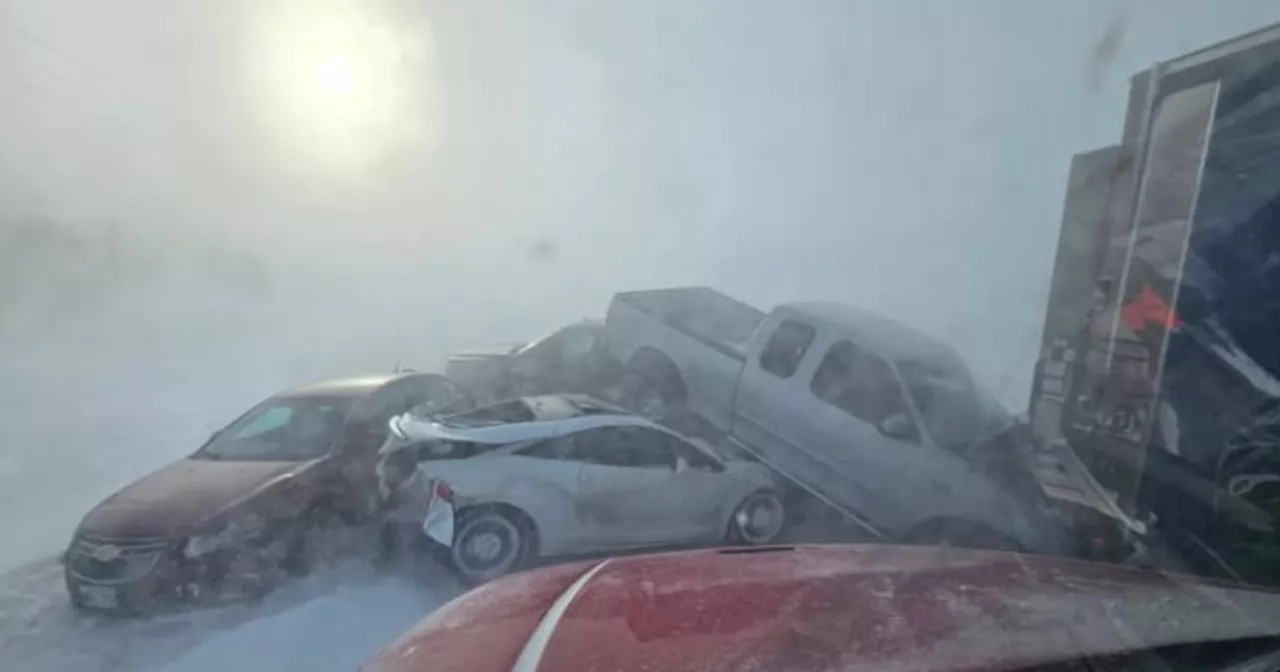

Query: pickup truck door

[786,337,929,534]
[733,318,819,460]
[733,320,886,526]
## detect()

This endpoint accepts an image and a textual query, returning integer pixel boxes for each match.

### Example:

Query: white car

[377,394,785,583]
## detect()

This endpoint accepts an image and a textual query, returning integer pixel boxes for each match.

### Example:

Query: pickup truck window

[898,359,1007,448]
[759,320,817,378]
[810,340,918,438]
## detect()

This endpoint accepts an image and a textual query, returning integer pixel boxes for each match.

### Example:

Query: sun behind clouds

[314,51,355,96]
[238,0,438,181]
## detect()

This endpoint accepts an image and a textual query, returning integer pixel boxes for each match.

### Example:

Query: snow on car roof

[777,301,958,362]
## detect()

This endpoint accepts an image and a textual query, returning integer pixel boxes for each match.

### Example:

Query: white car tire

[449,508,530,584]
[728,490,786,545]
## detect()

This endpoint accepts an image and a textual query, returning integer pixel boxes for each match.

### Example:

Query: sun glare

[315,52,354,96]
[241,1,438,181]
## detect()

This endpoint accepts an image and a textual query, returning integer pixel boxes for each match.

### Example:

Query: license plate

[79,585,119,610]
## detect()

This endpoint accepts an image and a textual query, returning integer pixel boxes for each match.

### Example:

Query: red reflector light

[433,480,454,501]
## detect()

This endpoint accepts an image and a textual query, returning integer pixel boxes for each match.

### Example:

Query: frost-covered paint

[363,544,1280,672]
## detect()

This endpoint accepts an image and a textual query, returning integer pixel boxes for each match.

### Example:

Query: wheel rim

[453,516,521,579]
[735,493,784,544]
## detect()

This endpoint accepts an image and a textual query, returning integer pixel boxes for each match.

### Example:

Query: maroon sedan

[64,372,472,613]
[362,544,1280,672]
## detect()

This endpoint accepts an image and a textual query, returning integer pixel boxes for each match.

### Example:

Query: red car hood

[78,458,309,538]
[363,545,1280,672]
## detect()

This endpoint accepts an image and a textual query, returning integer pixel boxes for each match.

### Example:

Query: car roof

[277,373,411,399]
[775,301,957,362]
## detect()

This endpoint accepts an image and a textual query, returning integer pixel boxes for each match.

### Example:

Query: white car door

[430,442,590,556]
[568,426,696,548]
[663,435,738,540]
[502,439,592,554]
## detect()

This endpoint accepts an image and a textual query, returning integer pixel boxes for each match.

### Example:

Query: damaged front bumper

[64,534,287,614]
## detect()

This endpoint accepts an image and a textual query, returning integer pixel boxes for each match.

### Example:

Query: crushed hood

[78,458,307,538]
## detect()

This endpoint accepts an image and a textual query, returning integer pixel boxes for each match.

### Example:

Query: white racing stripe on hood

[511,559,612,672]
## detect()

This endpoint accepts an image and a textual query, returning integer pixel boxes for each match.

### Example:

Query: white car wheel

[450,511,526,584]
[729,491,786,545]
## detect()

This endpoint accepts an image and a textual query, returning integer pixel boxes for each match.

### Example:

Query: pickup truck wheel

[728,490,786,545]
[620,371,682,423]
[449,508,531,585]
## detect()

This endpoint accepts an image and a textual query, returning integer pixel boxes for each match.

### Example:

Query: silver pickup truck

[605,287,1066,552]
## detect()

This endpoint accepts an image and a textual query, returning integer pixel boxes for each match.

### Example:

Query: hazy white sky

[4,0,1280,568]
[5,1,1279,394]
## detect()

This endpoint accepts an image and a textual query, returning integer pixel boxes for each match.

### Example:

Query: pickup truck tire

[727,490,787,545]
[620,358,686,423]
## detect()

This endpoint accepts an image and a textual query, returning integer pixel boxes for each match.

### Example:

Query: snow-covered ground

[0,556,462,671]
[0,271,474,671]
[0,250,870,671]
[154,566,460,672]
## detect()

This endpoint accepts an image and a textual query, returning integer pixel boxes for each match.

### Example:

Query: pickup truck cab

[606,288,1059,551]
